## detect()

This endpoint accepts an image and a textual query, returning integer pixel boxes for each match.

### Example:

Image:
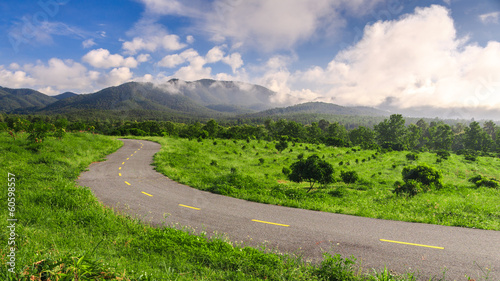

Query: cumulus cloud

[0,58,136,95]
[283,5,500,109]
[136,0,383,51]
[82,38,97,48]
[82,48,139,68]
[122,19,188,55]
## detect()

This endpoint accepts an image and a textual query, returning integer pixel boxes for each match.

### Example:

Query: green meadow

[1,132,428,280]
[148,136,500,231]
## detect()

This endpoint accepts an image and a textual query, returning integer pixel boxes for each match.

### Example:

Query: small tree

[287,155,334,192]
[340,170,359,184]
[275,136,289,152]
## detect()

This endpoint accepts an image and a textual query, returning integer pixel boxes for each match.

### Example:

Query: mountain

[39,82,222,117]
[159,79,278,111]
[54,92,78,100]
[246,102,389,117]
[0,86,57,112]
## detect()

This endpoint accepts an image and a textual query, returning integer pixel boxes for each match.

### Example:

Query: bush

[436,150,450,160]
[468,175,499,188]
[340,170,359,184]
[282,167,291,176]
[405,152,418,161]
[395,164,443,196]
[210,160,218,166]
[393,180,429,196]
[464,154,477,162]
[28,120,53,143]
[402,163,443,187]
[259,158,265,165]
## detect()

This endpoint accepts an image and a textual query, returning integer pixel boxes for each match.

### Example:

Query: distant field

[147,136,500,231]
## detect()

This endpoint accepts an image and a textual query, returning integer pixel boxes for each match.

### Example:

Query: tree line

[1,113,499,155]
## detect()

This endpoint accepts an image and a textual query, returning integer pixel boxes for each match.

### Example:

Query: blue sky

[1,0,499,112]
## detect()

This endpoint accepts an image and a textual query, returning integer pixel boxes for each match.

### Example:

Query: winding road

[77,139,500,280]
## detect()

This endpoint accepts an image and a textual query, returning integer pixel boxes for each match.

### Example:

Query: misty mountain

[40,82,222,117]
[247,102,390,118]
[160,79,279,111]
[54,92,78,100]
[0,86,57,112]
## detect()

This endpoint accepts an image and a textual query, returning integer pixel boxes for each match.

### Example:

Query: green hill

[0,86,57,112]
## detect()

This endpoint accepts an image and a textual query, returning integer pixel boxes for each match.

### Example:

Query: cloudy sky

[1,0,500,113]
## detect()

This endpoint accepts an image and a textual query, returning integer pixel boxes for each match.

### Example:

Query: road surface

[77,139,500,280]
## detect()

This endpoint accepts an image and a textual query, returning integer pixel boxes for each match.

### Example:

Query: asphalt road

[77,139,500,280]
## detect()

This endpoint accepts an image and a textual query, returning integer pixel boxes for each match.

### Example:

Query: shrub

[468,175,499,188]
[405,152,418,161]
[259,158,265,165]
[340,170,359,184]
[402,163,443,187]
[436,150,450,160]
[464,154,477,162]
[393,180,429,196]
[28,120,53,143]
[287,155,334,192]
[210,160,218,166]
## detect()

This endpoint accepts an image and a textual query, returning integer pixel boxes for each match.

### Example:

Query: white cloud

[186,35,195,44]
[283,5,500,109]
[158,54,185,68]
[136,0,383,52]
[96,67,134,88]
[479,12,500,24]
[137,54,151,63]
[82,38,97,48]
[24,58,92,91]
[222,53,243,72]
[0,67,36,89]
[82,48,139,69]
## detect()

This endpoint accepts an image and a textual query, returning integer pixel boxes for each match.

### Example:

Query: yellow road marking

[119,173,121,177]
[131,154,133,156]
[142,191,153,197]
[134,151,137,153]
[179,204,200,210]
[252,219,289,227]
[125,181,131,185]
[122,162,125,165]
[127,158,129,160]
[119,167,121,170]
[380,239,444,250]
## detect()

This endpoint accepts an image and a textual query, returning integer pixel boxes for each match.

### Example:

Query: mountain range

[0,79,390,120]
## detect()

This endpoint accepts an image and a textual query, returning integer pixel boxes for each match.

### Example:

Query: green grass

[148,136,500,231]
[0,132,426,280]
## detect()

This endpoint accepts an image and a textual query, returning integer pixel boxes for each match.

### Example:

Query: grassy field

[149,136,500,231]
[1,132,426,280]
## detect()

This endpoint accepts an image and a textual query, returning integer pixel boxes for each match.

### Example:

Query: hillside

[245,102,389,117]
[39,82,223,117]
[54,92,78,100]
[0,86,57,112]
[161,79,278,111]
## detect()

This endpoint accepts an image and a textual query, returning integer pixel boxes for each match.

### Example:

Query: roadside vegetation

[1,132,428,280]
[149,136,500,230]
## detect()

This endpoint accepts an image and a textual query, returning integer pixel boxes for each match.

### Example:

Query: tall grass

[0,132,422,280]
[149,136,500,230]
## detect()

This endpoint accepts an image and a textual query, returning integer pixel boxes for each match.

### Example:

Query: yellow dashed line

[125,181,131,186]
[122,162,125,165]
[119,167,121,170]
[380,239,444,250]
[179,204,200,210]
[134,151,137,153]
[127,158,129,160]
[142,191,153,197]
[252,219,289,227]
[131,154,133,157]
[119,173,121,177]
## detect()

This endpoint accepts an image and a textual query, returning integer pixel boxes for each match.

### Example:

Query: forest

[1,112,499,157]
